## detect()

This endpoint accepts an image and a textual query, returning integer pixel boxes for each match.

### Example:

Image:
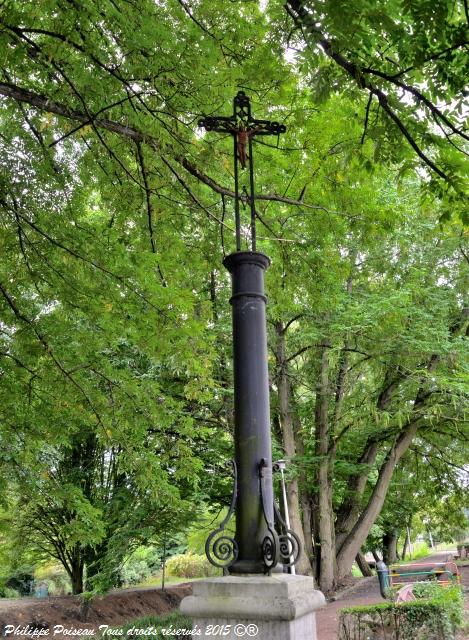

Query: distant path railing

[389,560,460,587]
[376,558,461,598]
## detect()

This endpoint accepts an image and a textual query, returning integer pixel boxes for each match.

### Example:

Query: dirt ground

[0,584,191,639]
[1,553,467,639]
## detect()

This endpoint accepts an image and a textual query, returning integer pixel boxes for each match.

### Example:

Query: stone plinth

[180,574,325,640]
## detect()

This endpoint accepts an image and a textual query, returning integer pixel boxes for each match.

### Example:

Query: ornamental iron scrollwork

[259,459,302,573]
[273,501,301,567]
[205,460,238,575]
[259,458,280,574]
[198,91,286,137]
[261,530,278,572]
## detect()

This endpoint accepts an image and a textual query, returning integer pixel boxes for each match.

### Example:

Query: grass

[455,559,469,567]
[393,542,431,564]
[98,611,193,639]
[133,573,206,588]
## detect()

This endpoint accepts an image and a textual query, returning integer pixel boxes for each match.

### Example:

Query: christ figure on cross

[198,91,286,251]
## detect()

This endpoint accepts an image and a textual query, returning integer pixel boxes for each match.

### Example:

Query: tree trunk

[310,492,320,580]
[335,441,380,552]
[292,411,314,562]
[382,530,398,565]
[317,459,335,591]
[69,560,84,595]
[355,551,373,577]
[335,364,409,553]
[401,536,408,560]
[56,543,84,595]
[335,340,457,580]
[402,522,412,559]
[300,493,314,562]
[314,341,335,593]
[335,419,420,580]
[274,321,313,576]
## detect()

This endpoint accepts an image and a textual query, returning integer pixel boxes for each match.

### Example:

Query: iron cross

[199,91,286,252]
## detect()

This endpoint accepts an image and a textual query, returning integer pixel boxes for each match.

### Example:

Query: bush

[4,568,35,596]
[165,552,219,579]
[120,559,153,586]
[384,585,400,601]
[338,585,464,640]
[119,546,163,586]
[101,612,193,639]
[412,584,464,630]
[407,542,430,560]
[0,586,20,598]
[35,564,71,595]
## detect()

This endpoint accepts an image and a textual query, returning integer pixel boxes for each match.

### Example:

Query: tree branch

[285,1,456,182]
[1,197,162,312]
[286,344,314,362]
[0,350,36,375]
[0,81,332,213]
[361,93,373,145]
[135,141,167,286]
[361,67,469,142]
[0,280,103,426]
[283,313,305,334]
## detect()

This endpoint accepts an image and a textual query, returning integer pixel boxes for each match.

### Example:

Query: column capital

[223,251,270,273]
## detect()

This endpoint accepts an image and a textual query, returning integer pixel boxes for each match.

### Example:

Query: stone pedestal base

[180,574,325,640]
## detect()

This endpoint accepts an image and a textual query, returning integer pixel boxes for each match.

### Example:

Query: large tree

[266,166,468,589]
[0,1,467,593]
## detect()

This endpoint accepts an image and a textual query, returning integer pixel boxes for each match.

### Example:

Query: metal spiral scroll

[259,458,280,574]
[261,529,279,572]
[205,460,238,574]
[273,501,301,567]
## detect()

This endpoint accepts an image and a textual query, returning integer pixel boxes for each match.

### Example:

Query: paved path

[315,575,382,640]
[315,551,466,640]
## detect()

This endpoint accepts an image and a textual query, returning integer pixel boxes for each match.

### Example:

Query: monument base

[180,574,325,640]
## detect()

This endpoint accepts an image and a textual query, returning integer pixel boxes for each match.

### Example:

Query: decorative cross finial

[199,91,286,252]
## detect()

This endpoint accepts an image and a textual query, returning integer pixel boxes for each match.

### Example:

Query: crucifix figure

[199,91,286,252]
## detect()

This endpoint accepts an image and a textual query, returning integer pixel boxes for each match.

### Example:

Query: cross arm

[198,115,236,133]
[248,117,286,136]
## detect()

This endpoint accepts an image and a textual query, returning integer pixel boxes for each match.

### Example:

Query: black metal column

[223,251,274,574]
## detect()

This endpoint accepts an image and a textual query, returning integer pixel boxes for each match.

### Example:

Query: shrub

[338,585,464,640]
[119,546,164,586]
[5,568,35,596]
[407,542,430,560]
[165,552,219,578]
[120,559,153,586]
[0,586,20,598]
[383,585,400,601]
[35,564,71,595]
[412,584,464,630]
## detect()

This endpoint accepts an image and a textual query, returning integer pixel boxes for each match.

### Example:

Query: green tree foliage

[284,0,469,221]
[0,0,467,593]
[362,443,469,561]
